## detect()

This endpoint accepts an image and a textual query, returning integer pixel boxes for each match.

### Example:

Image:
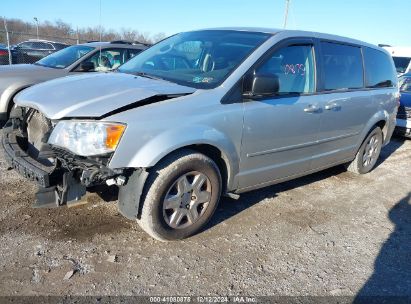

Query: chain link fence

[0,17,164,65]
[0,29,92,65]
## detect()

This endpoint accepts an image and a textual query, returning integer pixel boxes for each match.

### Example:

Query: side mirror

[243,73,279,98]
[80,61,95,72]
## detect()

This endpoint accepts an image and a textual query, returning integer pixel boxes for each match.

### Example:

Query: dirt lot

[0,134,410,298]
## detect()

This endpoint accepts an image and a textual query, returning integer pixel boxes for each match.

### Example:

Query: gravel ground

[0,135,410,298]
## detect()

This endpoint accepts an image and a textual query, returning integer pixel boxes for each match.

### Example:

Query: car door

[311,41,370,169]
[14,42,33,63]
[27,42,54,63]
[238,39,322,190]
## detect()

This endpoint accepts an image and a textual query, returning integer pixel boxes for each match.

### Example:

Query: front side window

[118,30,271,89]
[17,42,32,49]
[255,44,315,94]
[363,47,397,88]
[399,76,411,92]
[35,45,94,69]
[321,42,364,91]
[83,48,127,71]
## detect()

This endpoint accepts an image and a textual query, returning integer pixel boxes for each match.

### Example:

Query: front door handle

[324,102,341,111]
[304,104,321,113]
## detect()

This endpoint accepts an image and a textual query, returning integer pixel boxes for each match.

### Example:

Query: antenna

[99,0,102,61]
[283,0,291,29]
[99,0,102,42]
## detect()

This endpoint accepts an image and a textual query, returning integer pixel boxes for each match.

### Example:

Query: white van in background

[381,45,411,75]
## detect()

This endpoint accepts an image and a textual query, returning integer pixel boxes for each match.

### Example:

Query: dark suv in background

[8,40,69,64]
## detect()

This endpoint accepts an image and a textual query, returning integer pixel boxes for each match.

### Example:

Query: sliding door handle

[324,102,341,111]
[304,104,321,113]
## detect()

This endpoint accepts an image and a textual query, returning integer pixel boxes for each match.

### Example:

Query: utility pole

[3,17,12,65]
[76,26,80,45]
[33,17,39,39]
[283,0,291,29]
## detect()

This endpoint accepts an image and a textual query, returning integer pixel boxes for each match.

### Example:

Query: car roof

[194,27,381,51]
[82,42,149,49]
[25,39,68,45]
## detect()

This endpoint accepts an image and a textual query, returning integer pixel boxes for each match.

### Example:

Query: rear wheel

[137,149,222,241]
[346,126,383,174]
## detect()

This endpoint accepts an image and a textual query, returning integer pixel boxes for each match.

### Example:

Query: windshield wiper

[131,71,174,83]
[133,72,166,81]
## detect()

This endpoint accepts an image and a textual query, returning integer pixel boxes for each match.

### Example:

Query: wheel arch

[357,110,391,150]
[0,84,32,116]
[160,144,230,194]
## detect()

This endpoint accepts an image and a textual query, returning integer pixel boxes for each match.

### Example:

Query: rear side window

[363,48,397,88]
[321,42,364,90]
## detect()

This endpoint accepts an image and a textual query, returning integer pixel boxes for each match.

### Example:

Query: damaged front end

[1,107,127,208]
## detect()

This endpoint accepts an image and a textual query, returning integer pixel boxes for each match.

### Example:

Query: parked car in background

[382,46,411,75]
[0,41,149,125]
[0,44,10,65]
[396,73,411,137]
[10,40,69,64]
[1,28,398,241]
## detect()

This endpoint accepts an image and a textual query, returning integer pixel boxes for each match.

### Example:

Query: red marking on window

[284,64,305,76]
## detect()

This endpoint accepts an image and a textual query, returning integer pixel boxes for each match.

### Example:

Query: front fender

[109,124,240,191]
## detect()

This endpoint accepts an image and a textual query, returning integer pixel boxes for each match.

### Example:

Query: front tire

[137,149,222,241]
[346,126,383,174]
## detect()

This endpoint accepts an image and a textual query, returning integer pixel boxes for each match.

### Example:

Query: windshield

[399,76,411,92]
[35,45,94,69]
[118,30,271,89]
[393,57,411,74]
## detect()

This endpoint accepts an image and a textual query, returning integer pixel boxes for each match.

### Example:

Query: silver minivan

[1,28,398,241]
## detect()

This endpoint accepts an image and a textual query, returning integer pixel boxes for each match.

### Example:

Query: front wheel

[137,149,222,241]
[346,126,383,174]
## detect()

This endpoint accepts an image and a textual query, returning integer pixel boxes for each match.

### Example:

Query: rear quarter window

[364,47,397,88]
[321,42,364,91]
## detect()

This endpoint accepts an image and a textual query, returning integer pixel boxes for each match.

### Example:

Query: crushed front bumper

[2,128,58,188]
[1,126,79,207]
[2,109,145,216]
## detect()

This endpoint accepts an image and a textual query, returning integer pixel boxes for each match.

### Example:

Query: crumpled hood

[15,72,196,119]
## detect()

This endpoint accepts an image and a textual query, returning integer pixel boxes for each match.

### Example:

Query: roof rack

[133,41,152,46]
[378,44,392,48]
[110,40,133,45]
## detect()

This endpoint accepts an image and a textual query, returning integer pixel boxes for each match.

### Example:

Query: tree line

[0,17,167,45]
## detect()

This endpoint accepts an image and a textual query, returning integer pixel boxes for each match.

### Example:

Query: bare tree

[0,17,164,45]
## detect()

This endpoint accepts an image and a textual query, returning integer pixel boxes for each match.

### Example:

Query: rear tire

[137,149,222,241]
[346,126,383,174]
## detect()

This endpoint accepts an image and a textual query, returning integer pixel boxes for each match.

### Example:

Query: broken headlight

[48,121,126,156]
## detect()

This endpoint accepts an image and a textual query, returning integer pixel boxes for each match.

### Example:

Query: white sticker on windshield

[193,76,214,83]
